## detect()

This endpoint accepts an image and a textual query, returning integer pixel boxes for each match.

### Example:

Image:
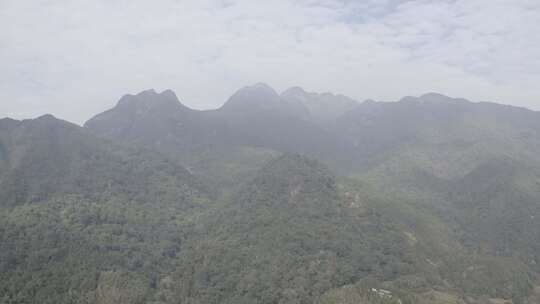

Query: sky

[1,0,539,124]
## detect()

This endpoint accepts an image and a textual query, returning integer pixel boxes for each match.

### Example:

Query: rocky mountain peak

[116,89,186,111]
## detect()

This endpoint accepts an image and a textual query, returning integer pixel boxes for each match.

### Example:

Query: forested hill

[0,114,210,303]
[2,85,540,303]
[0,114,205,207]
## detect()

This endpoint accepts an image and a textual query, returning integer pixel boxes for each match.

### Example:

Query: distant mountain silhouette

[85,84,347,163]
[281,86,358,122]
[86,84,540,175]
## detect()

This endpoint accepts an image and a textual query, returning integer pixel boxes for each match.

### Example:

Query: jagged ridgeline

[84,85,351,169]
[2,84,540,303]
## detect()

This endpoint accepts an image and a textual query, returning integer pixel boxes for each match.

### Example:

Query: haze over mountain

[3,0,539,303]
[2,84,540,303]
[85,84,348,165]
[86,83,540,177]
[280,86,359,122]
[3,1,540,123]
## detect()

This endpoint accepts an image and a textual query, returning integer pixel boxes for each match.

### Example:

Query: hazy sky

[1,0,540,124]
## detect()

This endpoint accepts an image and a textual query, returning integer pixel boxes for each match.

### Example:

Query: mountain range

[2,83,540,304]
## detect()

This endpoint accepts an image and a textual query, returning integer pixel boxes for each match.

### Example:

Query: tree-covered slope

[0,114,204,207]
[4,86,540,303]
[168,154,422,304]
[340,93,540,177]
[0,115,209,303]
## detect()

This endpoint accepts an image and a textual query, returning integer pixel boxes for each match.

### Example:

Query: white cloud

[0,0,539,124]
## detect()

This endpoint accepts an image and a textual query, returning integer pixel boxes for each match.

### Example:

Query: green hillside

[0,116,208,303]
[2,87,540,303]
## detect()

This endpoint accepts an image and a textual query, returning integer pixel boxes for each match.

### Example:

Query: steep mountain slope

[83,89,193,143]
[5,86,540,303]
[0,114,203,207]
[345,172,536,304]
[0,115,209,303]
[446,159,540,263]
[85,84,348,165]
[178,145,281,196]
[220,82,309,118]
[169,154,424,304]
[86,86,540,179]
[168,154,536,303]
[338,93,540,176]
[281,86,359,122]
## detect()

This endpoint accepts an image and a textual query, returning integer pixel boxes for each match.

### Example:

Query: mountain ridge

[3,84,540,303]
